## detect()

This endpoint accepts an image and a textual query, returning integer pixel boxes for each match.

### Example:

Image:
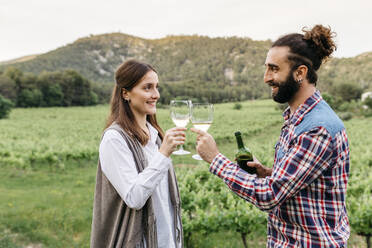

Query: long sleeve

[99,129,172,210]
[210,126,333,211]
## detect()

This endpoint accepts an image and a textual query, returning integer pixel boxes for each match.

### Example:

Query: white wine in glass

[192,122,211,132]
[191,103,213,160]
[170,100,191,155]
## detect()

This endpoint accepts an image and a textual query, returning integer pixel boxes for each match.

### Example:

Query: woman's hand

[159,127,187,157]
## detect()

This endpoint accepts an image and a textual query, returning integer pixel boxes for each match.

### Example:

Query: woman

[91,60,185,248]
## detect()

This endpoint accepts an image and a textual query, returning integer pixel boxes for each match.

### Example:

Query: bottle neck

[235,134,244,149]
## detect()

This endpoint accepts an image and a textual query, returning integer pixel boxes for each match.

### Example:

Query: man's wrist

[209,152,221,165]
[267,168,273,177]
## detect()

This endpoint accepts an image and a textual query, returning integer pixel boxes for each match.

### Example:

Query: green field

[0,100,370,247]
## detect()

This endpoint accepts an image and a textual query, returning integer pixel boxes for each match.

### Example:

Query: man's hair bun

[303,25,337,65]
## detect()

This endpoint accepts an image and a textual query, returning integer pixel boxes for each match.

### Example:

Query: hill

[1,33,268,82]
[318,52,372,91]
[1,33,371,102]
[0,54,40,65]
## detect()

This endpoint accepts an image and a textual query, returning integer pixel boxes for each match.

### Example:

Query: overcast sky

[1,0,371,61]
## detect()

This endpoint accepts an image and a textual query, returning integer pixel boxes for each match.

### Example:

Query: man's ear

[294,65,308,82]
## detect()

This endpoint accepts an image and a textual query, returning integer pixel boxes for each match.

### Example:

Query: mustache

[267,81,280,87]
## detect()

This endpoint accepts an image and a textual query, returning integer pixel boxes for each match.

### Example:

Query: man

[191,25,350,247]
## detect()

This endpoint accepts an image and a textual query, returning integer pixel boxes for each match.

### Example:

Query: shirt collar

[282,90,323,126]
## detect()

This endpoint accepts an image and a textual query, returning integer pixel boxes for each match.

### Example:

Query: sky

[1,0,371,62]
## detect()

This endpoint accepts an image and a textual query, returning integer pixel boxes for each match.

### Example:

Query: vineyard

[0,100,371,247]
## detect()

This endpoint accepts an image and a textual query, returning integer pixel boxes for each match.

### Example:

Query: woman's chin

[147,108,157,115]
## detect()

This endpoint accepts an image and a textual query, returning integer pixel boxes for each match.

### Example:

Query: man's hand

[190,128,219,164]
[247,157,272,178]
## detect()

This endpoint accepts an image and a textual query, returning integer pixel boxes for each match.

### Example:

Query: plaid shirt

[210,91,350,247]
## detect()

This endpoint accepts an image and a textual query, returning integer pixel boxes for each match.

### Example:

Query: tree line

[0,67,115,118]
[0,67,101,107]
[0,64,370,120]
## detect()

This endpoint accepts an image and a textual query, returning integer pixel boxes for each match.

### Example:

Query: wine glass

[191,103,213,160]
[170,100,191,155]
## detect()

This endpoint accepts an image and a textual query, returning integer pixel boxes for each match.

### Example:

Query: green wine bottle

[235,131,256,174]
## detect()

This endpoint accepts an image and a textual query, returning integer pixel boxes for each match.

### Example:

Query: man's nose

[263,69,272,84]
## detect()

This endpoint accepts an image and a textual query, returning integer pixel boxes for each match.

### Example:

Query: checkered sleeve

[210,126,334,211]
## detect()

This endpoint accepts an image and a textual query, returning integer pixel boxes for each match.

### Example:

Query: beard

[271,70,300,103]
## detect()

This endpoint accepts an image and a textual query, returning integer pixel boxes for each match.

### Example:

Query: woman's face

[124,70,160,118]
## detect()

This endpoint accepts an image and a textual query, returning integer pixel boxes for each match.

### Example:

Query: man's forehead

[265,46,290,65]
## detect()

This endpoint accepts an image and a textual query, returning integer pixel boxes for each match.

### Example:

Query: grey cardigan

[90,124,183,248]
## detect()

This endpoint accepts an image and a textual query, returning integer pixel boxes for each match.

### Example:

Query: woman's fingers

[168,127,187,132]
[165,133,185,145]
[159,130,186,157]
[165,128,187,138]
[169,131,186,137]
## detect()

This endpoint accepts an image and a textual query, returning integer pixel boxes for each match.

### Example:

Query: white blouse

[99,123,181,248]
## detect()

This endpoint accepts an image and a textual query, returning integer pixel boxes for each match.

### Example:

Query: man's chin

[273,95,288,104]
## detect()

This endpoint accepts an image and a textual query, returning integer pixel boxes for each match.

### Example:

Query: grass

[0,162,368,248]
[0,165,96,247]
[0,100,371,247]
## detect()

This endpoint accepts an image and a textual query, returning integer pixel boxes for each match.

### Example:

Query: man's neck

[288,83,316,115]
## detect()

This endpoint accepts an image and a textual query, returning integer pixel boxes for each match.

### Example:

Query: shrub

[362,108,372,118]
[17,89,43,107]
[331,82,363,102]
[363,97,372,109]
[0,75,17,102]
[91,81,113,104]
[233,103,242,110]
[322,92,334,106]
[322,92,345,111]
[338,112,353,121]
[0,94,13,119]
[348,194,372,248]
[40,83,64,107]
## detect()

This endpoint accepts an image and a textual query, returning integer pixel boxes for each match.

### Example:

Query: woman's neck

[134,112,149,134]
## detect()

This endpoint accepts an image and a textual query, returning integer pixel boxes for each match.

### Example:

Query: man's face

[264,46,300,103]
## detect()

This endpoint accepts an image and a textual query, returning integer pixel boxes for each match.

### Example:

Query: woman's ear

[122,88,130,101]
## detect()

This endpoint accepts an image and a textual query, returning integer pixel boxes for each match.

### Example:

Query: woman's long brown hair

[105,59,164,145]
